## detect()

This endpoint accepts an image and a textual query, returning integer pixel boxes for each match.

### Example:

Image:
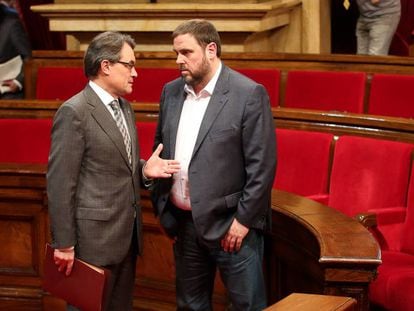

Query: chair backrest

[328,135,413,217]
[36,66,180,103]
[368,73,414,118]
[136,121,157,160]
[284,70,366,113]
[273,128,333,197]
[235,68,280,107]
[36,67,87,100]
[126,68,180,103]
[0,119,52,164]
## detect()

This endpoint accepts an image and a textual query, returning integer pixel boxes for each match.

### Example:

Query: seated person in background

[0,0,31,99]
[355,0,401,55]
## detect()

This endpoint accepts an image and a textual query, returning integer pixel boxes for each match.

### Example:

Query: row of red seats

[275,128,414,311]
[34,67,280,109]
[0,119,156,164]
[35,66,414,119]
[1,119,413,310]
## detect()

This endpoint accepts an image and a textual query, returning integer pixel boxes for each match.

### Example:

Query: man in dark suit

[151,19,277,310]
[47,31,179,311]
[0,0,31,99]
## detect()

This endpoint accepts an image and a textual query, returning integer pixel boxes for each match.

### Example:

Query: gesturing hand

[144,144,180,179]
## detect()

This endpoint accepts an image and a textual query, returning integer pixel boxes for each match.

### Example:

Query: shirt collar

[89,80,118,107]
[184,61,222,97]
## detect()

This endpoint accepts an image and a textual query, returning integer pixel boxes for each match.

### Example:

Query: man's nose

[176,54,185,64]
[131,67,138,77]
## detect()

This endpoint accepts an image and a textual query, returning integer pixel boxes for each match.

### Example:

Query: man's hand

[1,80,19,93]
[221,218,249,252]
[144,144,180,178]
[53,247,75,276]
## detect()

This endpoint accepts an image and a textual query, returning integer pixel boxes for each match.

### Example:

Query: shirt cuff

[142,161,153,188]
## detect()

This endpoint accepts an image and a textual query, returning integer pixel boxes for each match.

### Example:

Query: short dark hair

[172,19,221,57]
[84,31,136,78]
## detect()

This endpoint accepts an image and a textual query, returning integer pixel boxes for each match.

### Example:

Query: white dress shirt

[89,80,130,134]
[170,62,222,210]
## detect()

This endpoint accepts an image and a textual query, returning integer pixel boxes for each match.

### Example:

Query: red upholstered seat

[35,66,279,107]
[368,165,414,310]
[235,68,280,107]
[368,73,414,118]
[126,68,180,103]
[386,271,414,311]
[369,251,414,310]
[36,66,179,103]
[0,119,52,164]
[273,129,333,203]
[136,121,157,160]
[284,70,366,113]
[36,67,87,100]
[328,136,413,218]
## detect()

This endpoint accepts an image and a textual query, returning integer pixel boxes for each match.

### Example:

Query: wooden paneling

[0,164,380,310]
[0,165,228,310]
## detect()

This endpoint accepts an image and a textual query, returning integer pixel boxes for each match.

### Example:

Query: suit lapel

[191,66,229,159]
[167,88,186,159]
[85,86,132,170]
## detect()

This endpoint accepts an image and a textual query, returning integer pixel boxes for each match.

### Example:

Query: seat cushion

[387,271,414,311]
[369,251,414,309]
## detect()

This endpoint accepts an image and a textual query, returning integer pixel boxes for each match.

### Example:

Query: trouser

[173,208,267,311]
[356,12,400,55]
[67,227,138,311]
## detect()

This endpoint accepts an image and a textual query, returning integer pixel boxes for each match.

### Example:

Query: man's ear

[206,42,217,59]
[101,60,111,75]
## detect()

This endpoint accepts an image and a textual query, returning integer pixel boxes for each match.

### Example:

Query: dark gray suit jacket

[47,85,142,266]
[152,65,277,248]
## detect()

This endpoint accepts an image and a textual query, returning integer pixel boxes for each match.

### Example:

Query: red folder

[43,244,110,311]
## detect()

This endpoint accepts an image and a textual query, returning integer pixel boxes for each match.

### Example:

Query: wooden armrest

[355,212,378,228]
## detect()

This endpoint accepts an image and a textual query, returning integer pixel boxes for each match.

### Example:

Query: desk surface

[265,293,357,311]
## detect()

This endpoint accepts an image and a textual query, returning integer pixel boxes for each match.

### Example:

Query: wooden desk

[265,293,356,311]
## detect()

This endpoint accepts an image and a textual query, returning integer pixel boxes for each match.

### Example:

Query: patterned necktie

[109,100,132,165]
